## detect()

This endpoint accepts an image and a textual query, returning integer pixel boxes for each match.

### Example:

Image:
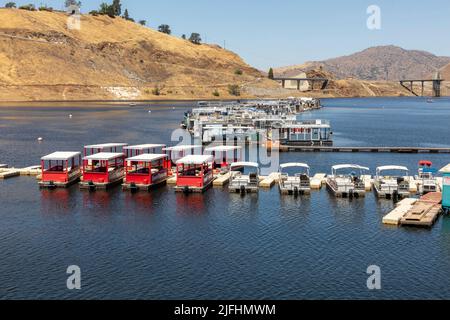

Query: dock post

[421,81,424,97]
[297,80,300,90]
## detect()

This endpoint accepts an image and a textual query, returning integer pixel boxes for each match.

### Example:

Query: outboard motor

[183,186,190,195]
[294,186,299,197]
[130,182,138,194]
[393,190,399,203]
[240,185,246,196]
[88,181,95,192]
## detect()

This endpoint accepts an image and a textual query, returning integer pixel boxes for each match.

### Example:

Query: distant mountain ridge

[276,46,450,81]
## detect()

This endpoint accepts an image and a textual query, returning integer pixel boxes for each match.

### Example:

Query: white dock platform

[362,175,373,191]
[310,173,326,190]
[382,198,418,226]
[167,176,177,185]
[260,173,280,189]
[18,166,41,176]
[213,173,232,186]
[0,169,20,180]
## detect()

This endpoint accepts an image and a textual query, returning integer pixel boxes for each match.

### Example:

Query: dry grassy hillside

[0,8,279,101]
[0,9,417,101]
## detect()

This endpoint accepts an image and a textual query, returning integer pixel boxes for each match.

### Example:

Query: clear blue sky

[8,0,450,70]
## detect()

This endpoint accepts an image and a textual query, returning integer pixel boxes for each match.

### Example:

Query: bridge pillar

[433,80,441,97]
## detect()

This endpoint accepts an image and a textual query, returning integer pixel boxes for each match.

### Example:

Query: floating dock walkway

[280,146,450,154]
[383,192,443,227]
[0,164,41,180]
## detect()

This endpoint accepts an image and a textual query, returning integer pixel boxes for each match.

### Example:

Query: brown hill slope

[276,46,450,81]
[0,8,278,101]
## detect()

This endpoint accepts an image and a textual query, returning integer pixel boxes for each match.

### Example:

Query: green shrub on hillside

[228,84,240,96]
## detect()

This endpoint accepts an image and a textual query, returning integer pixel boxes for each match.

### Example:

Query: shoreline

[0,95,445,106]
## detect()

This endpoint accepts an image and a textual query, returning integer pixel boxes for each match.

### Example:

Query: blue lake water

[1,97,450,299]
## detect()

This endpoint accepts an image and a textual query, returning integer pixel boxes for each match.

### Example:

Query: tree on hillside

[5,2,17,8]
[138,20,146,26]
[99,2,115,18]
[65,0,81,8]
[112,0,121,16]
[123,8,130,19]
[158,24,171,35]
[268,68,274,80]
[189,33,202,45]
[181,34,186,40]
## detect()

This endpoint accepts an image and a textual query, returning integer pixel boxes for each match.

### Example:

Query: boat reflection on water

[40,188,75,215]
[123,190,157,214]
[280,193,312,218]
[327,192,367,224]
[175,193,207,216]
[81,189,115,215]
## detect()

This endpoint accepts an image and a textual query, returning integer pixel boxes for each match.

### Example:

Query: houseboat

[278,120,333,146]
[163,145,203,173]
[326,164,369,198]
[124,144,166,158]
[79,152,125,190]
[279,163,311,195]
[416,160,439,195]
[229,162,260,194]
[374,165,410,199]
[83,143,128,156]
[204,145,242,172]
[39,152,82,188]
[122,154,168,192]
[175,155,215,193]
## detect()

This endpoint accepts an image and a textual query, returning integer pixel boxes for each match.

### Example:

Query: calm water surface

[1,97,450,299]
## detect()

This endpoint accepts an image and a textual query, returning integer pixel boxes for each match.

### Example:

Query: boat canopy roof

[332,164,370,172]
[83,152,124,161]
[41,152,80,161]
[280,163,310,170]
[376,165,409,173]
[230,162,259,169]
[84,143,128,149]
[126,154,167,162]
[204,146,242,152]
[124,144,166,151]
[439,164,450,173]
[176,155,214,165]
[163,145,202,152]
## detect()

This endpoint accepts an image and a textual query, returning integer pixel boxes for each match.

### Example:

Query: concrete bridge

[274,77,329,91]
[400,77,444,97]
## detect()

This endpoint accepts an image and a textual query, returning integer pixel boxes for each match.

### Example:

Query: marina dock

[400,192,443,227]
[0,165,41,180]
[260,173,280,189]
[0,169,20,180]
[280,146,450,153]
[310,174,326,190]
[383,193,443,227]
[213,173,232,186]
